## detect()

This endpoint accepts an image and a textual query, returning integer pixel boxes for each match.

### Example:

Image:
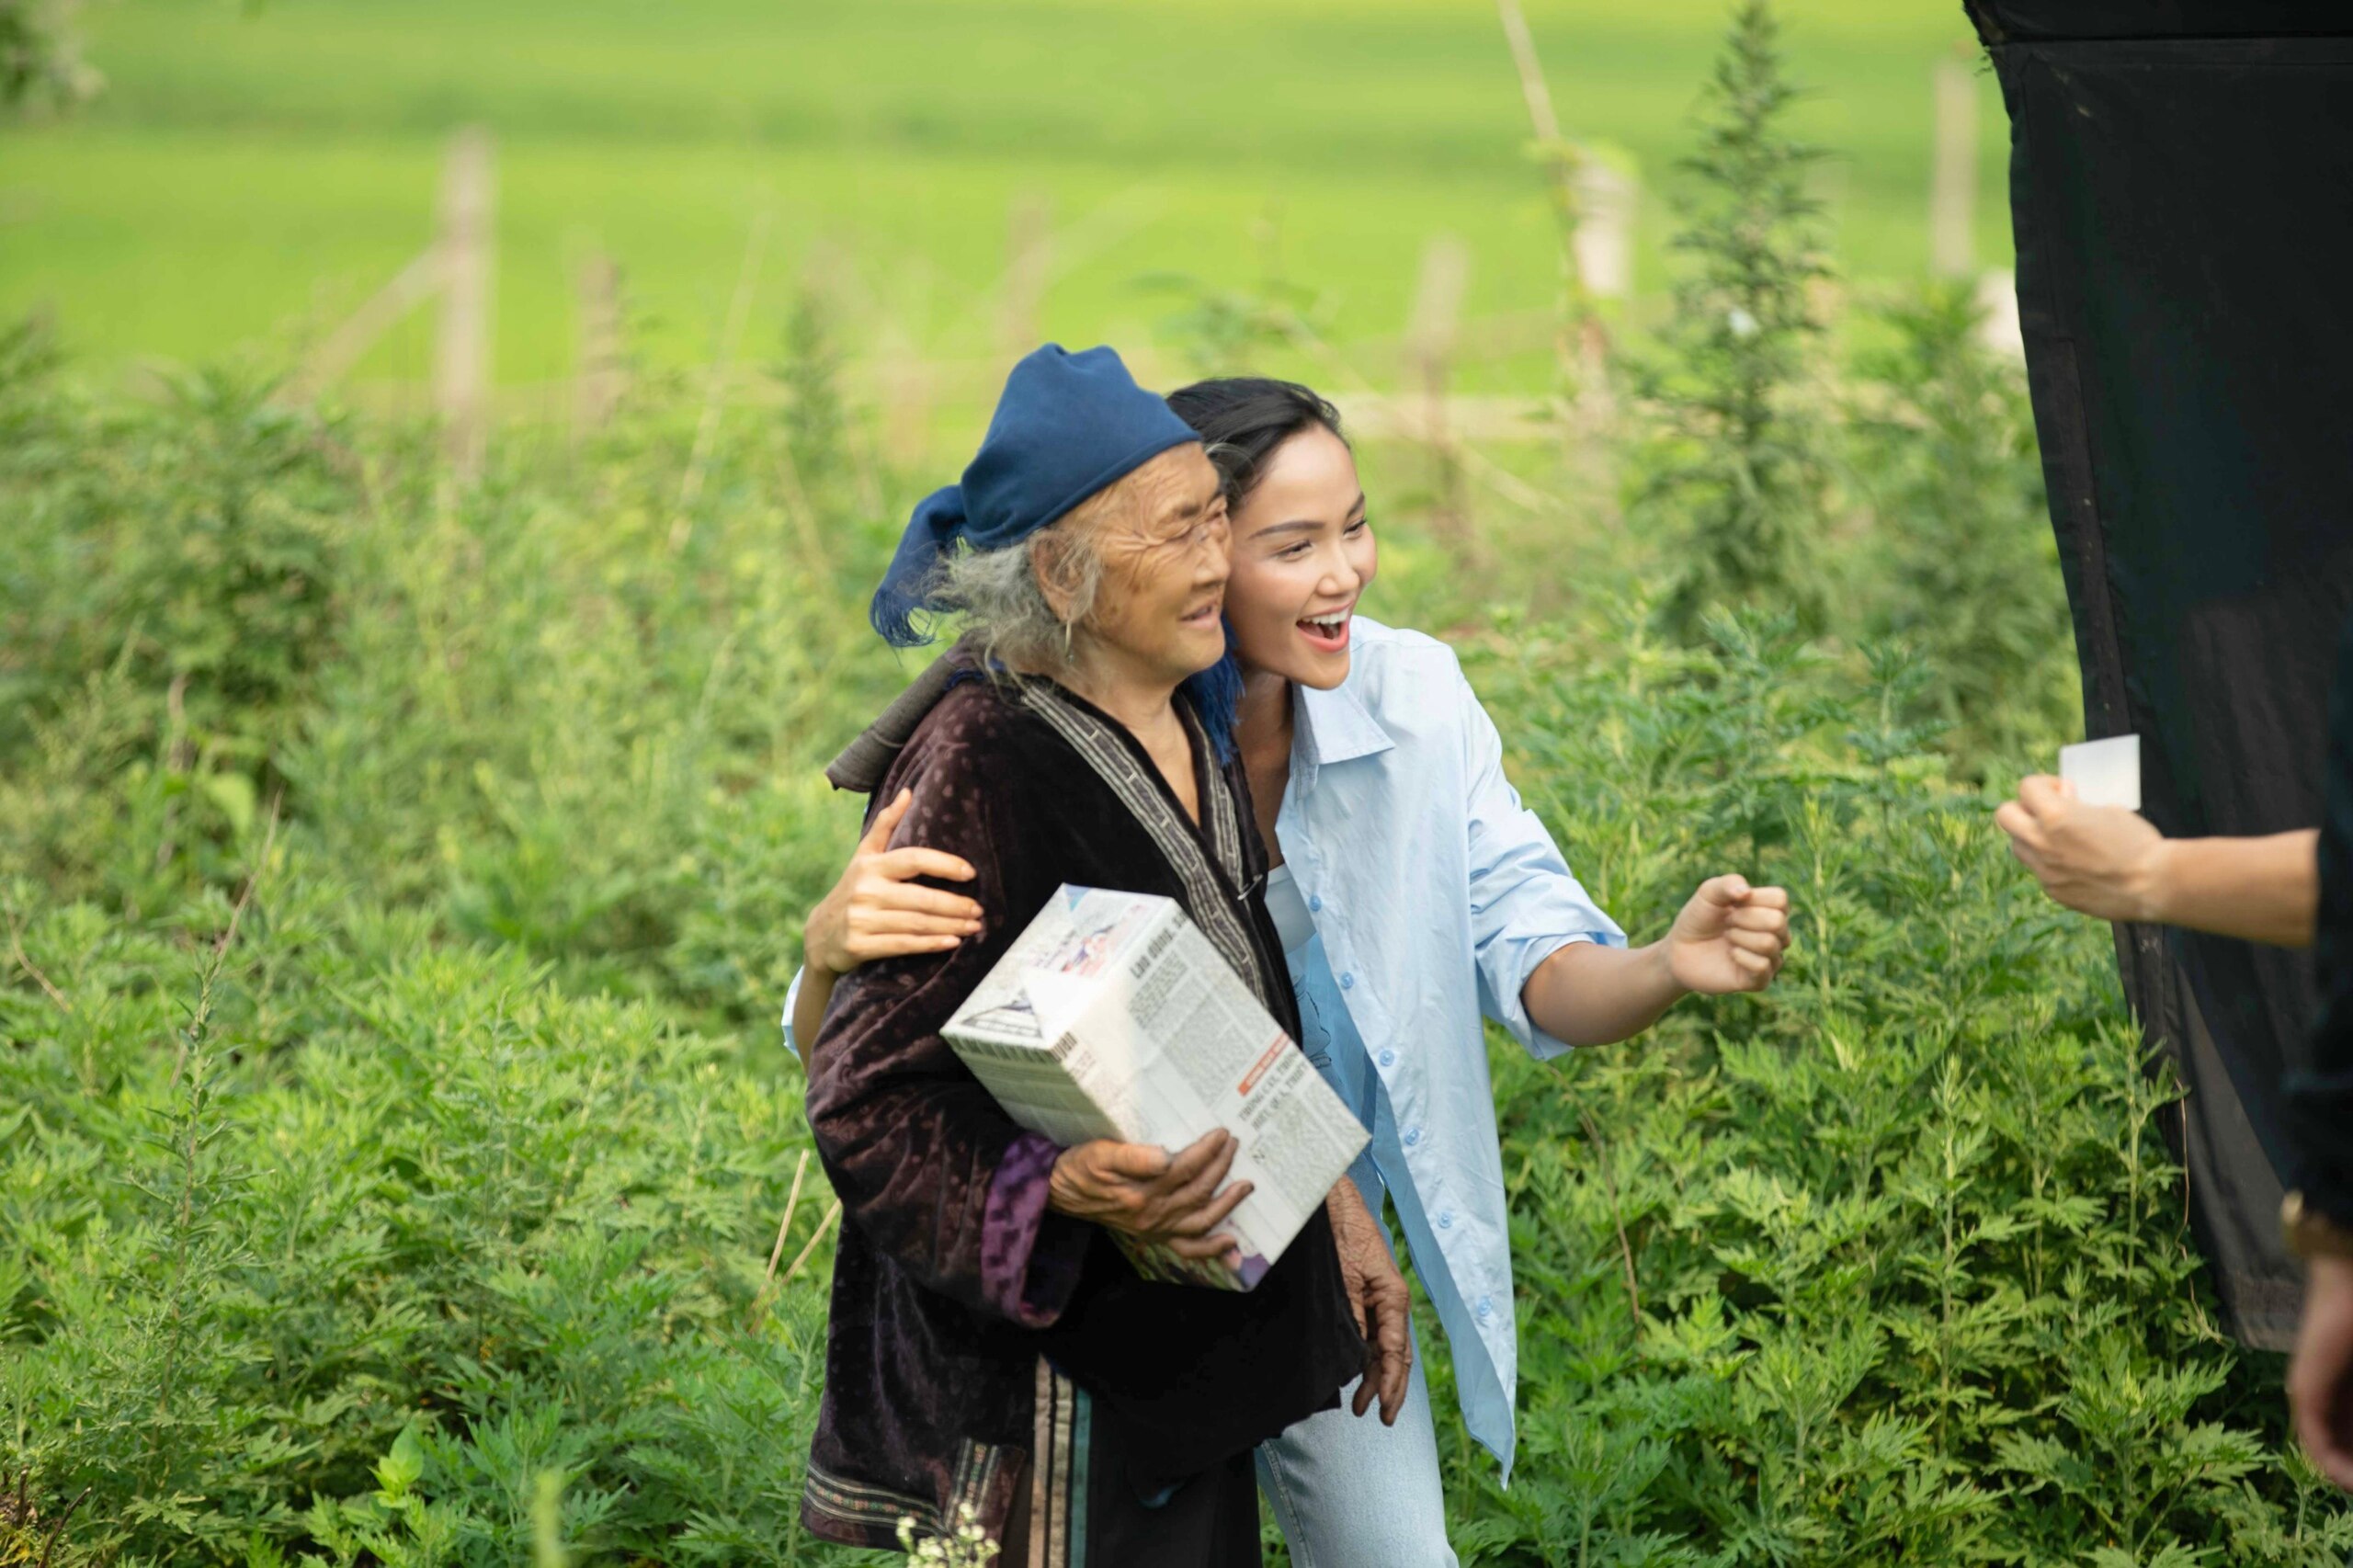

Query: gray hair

[933,496,1114,671]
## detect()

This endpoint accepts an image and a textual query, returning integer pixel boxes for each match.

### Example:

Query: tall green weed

[1847,284,2075,767]
[1637,0,1834,640]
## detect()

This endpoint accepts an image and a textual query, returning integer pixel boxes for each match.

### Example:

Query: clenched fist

[1664,875,1792,994]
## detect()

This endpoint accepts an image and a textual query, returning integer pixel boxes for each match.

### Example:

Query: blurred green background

[2,0,2006,396]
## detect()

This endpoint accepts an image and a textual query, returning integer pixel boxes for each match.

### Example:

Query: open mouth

[1179,600,1222,628]
[1296,608,1352,652]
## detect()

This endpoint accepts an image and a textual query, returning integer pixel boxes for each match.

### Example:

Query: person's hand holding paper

[1995,733,2319,947]
[1995,770,2170,923]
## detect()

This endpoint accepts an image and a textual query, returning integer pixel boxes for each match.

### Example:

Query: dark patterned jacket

[800,673,1363,1551]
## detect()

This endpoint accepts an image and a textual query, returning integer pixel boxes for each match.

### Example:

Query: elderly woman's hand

[1048,1131,1254,1265]
[1327,1178,1412,1424]
[804,788,987,976]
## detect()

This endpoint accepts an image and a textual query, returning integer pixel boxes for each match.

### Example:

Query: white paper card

[2061,733,2142,811]
[945,885,1370,1292]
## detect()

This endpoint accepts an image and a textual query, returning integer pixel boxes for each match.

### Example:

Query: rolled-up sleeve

[805,757,1090,1326]
[1456,668,1624,1060]
[985,1131,1090,1326]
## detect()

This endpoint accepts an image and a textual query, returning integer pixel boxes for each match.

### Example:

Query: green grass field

[2,0,2010,393]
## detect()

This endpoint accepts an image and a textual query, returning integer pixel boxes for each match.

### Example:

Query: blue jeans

[1266,1039,1458,1564]
[1255,1323,1458,1568]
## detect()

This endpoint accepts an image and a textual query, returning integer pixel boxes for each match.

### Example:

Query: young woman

[790,378,1792,1567]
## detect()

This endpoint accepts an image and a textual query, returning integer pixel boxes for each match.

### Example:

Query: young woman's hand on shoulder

[804,787,987,977]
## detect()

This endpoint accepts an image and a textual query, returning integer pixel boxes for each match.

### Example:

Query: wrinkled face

[1057,443,1232,687]
[1222,426,1375,691]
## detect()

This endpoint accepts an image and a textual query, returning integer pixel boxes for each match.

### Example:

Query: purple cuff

[982,1132,1088,1327]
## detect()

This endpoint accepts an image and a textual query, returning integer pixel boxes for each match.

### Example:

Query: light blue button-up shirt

[781,616,1620,1480]
[1269,617,1621,1481]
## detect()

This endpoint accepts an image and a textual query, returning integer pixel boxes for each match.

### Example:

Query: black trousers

[1005,1362,1261,1568]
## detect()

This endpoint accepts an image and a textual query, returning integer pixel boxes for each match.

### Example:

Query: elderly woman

[799,346,1406,1568]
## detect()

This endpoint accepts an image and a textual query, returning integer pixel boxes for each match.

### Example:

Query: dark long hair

[1166,377,1348,509]
[1165,377,1349,756]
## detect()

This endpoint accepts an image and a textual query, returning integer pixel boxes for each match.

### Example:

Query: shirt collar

[1291,675,1395,791]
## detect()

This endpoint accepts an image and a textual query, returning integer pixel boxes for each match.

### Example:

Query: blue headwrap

[872,344,1199,646]
[872,343,1244,758]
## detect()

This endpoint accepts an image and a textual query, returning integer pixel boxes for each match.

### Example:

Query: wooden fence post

[1571,161,1635,417]
[1572,163,1636,301]
[294,247,443,400]
[1494,0,1589,392]
[1974,268,2024,358]
[435,127,495,483]
[574,251,625,438]
[1407,234,1472,548]
[877,326,933,470]
[1929,55,1976,279]
[1002,193,1053,357]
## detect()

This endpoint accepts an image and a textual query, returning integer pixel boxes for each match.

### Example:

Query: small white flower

[1727,307,1760,339]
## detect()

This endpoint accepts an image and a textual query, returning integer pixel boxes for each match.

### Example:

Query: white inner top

[1262,863,1317,957]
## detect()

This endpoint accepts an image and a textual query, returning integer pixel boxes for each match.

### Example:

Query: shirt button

[1378,1049,1396,1068]
[1339,971,1355,990]
[1438,1210,1453,1229]
[1308,894,1324,914]
[1476,1296,1493,1321]
[1404,1127,1421,1147]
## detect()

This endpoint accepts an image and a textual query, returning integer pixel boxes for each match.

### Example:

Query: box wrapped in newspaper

[944,884,1370,1290]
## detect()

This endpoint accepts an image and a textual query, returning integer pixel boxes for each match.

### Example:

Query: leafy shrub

[0,0,101,115]
[2,330,892,1565]
[1,358,351,761]
[2,851,849,1566]
[1636,0,1835,640]
[1,347,355,921]
[1847,283,2078,766]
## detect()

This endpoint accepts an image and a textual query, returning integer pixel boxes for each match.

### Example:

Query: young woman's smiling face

[1223,423,1376,691]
